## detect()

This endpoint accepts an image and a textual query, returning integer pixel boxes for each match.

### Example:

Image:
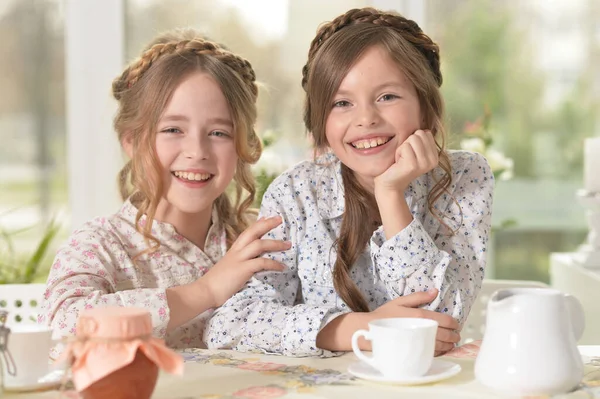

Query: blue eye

[333,100,351,108]
[379,94,399,102]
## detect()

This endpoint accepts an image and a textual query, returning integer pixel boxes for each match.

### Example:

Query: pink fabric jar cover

[57,307,183,391]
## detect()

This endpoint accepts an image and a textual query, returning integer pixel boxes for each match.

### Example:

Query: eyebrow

[336,81,408,96]
[207,117,234,127]
[159,114,234,127]
[160,114,189,123]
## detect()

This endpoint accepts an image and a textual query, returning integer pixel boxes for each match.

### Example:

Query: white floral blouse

[39,200,225,355]
[204,151,494,357]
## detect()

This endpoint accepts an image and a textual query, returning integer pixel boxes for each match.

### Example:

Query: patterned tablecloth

[4,342,600,399]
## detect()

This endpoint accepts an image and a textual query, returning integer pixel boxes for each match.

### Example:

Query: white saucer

[3,369,65,392]
[348,359,461,385]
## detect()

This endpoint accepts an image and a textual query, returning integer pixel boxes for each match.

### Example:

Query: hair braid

[302,7,442,92]
[112,39,258,102]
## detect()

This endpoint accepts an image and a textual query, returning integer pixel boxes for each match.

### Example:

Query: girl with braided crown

[205,8,494,357]
[40,29,289,354]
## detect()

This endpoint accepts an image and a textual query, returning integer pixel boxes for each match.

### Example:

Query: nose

[182,132,210,160]
[355,103,380,128]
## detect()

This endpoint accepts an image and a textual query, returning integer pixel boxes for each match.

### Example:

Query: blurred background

[0,0,598,284]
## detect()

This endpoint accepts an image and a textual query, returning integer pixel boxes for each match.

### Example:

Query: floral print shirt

[204,151,494,357]
[40,200,225,355]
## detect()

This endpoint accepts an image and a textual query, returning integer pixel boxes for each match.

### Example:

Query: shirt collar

[119,198,224,254]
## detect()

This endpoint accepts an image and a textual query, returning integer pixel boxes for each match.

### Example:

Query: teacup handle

[351,329,376,367]
[565,294,585,341]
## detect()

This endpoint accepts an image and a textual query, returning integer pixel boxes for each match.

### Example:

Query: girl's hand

[199,216,290,308]
[370,290,461,356]
[374,130,439,195]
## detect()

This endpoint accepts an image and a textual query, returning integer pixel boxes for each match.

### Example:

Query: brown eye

[161,127,182,134]
[333,100,350,108]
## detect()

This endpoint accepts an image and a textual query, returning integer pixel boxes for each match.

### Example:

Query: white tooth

[370,139,378,147]
[183,172,190,180]
[377,138,385,145]
[193,173,200,181]
[364,141,371,149]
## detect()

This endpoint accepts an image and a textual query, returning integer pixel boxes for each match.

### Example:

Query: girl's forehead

[336,47,411,92]
[160,73,231,121]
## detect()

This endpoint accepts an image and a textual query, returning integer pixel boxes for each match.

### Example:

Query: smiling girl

[40,29,288,352]
[205,8,494,357]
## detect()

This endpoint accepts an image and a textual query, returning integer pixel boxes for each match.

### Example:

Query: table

[4,343,600,399]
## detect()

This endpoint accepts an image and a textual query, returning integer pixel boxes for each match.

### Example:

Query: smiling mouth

[350,136,392,149]
[172,171,213,182]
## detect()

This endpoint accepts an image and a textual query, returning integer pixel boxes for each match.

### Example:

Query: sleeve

[39,227,171,343]
[368,152,494,326]
[203,184,347,357]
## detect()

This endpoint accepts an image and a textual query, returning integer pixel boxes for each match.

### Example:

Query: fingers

[397,140,417,166]
[420,129,438,152]
[245,258,285,273]
[242,239,292,259]
[392,289,438,308]
[425,311,460,330]
[409,130,438,168]
[234,216,283,249]
[391,290,459,330]
[435,340,455,354]
[436,327,461,344]
[407,132,429,161]
[406,307,459,330]
[394,142,403,163]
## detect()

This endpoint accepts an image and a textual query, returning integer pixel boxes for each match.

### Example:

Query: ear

[121,133,134,159]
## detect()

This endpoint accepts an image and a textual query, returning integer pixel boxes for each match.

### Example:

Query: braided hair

[113,30,261,254]
[113,38,258,101]
[302,8,442,91]
[302,8,454,312]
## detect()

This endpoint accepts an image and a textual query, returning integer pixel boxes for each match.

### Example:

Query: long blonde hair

[112,29,262,253]
[302,8,452,312]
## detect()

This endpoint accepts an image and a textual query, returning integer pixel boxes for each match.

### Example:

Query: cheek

[325,114,346,145]
[388,106,421,137]
[218,143,238,176]
[154,139,175,169]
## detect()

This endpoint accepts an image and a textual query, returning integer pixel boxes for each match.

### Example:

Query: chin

[165,196,214,215]
[348,162,392,180]
[179,202,214,215]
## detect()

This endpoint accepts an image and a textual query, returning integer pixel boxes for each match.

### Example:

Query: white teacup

[2,324,52,389]
[351,318,437,379]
